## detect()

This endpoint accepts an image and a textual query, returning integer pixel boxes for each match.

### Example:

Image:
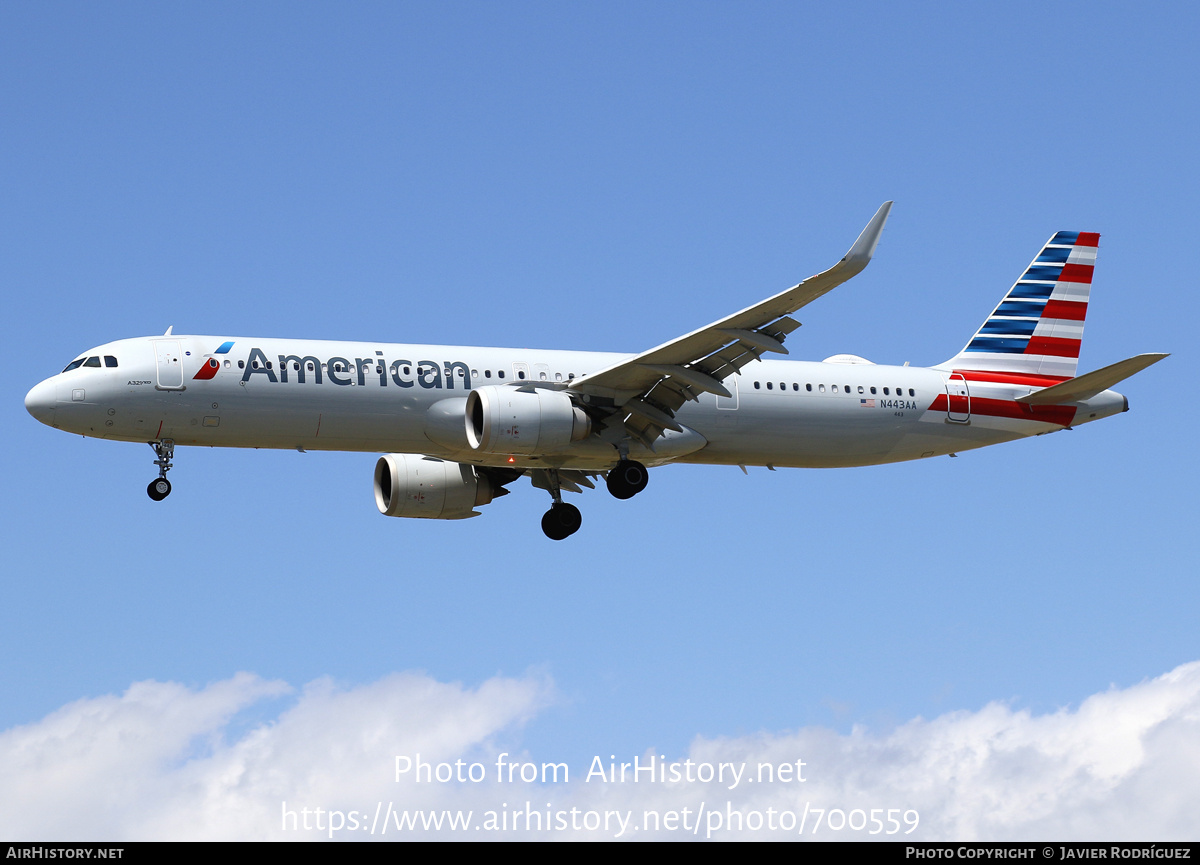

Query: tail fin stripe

[1036,247,1072,263]
[1033,320,1084,340]
[966,337,1029,353]
[997,300,1049,316]
[1058,263,1094,283]
[1026,336,1080,358]
[1042,299,1088,320]
[1049,282,1090,302]
[981,319,1039,336]
[1024,265,1066,281]
[1009,283,1056,300]
[938,230,1100,377]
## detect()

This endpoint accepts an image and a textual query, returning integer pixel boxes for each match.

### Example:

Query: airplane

[24,202,1167,540]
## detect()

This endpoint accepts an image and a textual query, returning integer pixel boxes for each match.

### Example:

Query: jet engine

[465,386,591,455]
[373,454,495,520]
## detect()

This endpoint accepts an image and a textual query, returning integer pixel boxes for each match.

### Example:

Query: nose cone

[25,378,57,425]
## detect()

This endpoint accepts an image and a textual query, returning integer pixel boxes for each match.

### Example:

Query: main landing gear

[541,501,582,541]
[537,460,649,540]
[606,459,649,500]
[146,439,174,501]
[540,468,583,541]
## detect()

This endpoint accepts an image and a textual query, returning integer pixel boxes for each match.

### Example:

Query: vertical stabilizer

[938,231,1099,378]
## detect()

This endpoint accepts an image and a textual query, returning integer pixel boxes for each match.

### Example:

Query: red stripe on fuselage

[928,394,1076,427]
[952,369,1071,386]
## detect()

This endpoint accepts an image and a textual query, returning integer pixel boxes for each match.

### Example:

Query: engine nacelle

[465,386,592,455]
[373,454,494,520]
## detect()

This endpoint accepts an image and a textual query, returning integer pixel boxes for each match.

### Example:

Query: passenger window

[858,386,864,394]
[63,358,85,372]
[832,385,838,393]
[484,370,492,378]
[308,362,315,371]
[909,388,915,397]
[883,387,889,395]
[472,369,478,378]
[84,357,101,368]
[870,387,876,395]
[805,383,812,392]
[104,356,118,368]
[844,384,850,393]
[518,371,526,380]
[555,373,562,382]
[539,372,547,381]
[238,360,245,369]
[819,384,826,393]
[498,370,506,379]
[792,383,799,391]
[754,381,761,389]
[766,382,773,390]
[779,382,785,390]
[294,363,301,371]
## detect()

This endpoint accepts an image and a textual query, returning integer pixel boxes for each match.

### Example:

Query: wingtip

[845,200,893,265]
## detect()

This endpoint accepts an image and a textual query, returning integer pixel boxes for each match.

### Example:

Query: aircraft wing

[569,201,893,446]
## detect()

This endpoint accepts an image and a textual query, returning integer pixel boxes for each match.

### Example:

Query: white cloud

[2,662,1198,840]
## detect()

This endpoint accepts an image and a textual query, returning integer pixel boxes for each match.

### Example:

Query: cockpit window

[83,357,102,368]
[104,356,118,367]
[62,358,86,372]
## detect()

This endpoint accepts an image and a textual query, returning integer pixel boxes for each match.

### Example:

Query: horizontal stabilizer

[1016,353,1169,404]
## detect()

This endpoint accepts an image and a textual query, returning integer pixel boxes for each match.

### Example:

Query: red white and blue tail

[938,231,1099,378]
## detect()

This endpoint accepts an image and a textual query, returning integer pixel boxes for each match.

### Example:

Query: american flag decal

[860,399,875,407]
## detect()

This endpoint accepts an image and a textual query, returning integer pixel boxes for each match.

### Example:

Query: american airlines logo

[239,347,474,390]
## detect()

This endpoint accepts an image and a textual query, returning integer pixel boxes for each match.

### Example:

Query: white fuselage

[25,334,1128,472]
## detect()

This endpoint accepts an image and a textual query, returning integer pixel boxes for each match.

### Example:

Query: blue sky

[2,2,1197,839]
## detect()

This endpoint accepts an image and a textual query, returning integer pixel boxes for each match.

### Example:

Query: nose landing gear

[147,439,174,501]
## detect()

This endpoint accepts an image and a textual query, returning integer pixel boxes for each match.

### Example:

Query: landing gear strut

[147,439,174,501]
[606,459,648,500]
[540,469,583,540]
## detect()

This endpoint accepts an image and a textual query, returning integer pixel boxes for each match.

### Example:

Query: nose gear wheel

[147,439,175,501]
